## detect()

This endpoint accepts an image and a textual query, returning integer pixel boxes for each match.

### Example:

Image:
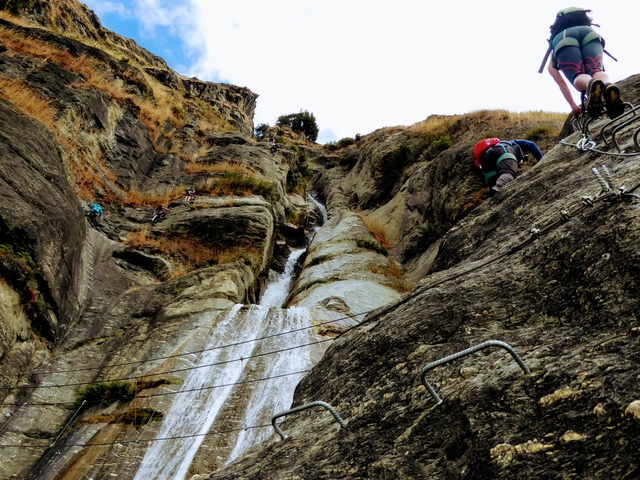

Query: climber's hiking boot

[604,83,625,119]
[584,79,605,118]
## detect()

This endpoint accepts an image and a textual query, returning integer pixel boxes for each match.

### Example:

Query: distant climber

[151,204,169,225]
[539,7,625,119]
[473,138,543,196]
[184,186,195,205]
[87,203,102,228]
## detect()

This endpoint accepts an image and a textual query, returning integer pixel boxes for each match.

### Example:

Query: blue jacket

[502,139,543,163]
[91,204,103,215]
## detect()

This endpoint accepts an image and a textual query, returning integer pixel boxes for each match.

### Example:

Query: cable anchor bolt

[592,167,611,194]
[581,196,594,206]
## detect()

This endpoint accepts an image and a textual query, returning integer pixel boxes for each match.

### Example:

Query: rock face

[289,211,402,333]
[0,100,85,339]
[2,1,640,479]
[201,74,640,479]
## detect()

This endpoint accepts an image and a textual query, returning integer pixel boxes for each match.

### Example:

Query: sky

[82,0,639,143]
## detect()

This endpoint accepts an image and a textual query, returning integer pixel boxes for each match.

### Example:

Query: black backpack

[549,7,594,38]
[537,7,615,74]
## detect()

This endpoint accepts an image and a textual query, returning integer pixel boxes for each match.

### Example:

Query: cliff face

[1,1,640,479]
[203,74,640,479]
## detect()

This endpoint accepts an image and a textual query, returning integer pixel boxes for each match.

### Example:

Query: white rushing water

[134,248,312,480]
[226,305,311,464]
[260,248,306,307]
[307,194,328,225]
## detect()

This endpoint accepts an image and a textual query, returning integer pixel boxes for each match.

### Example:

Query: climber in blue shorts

[541,7,625,119]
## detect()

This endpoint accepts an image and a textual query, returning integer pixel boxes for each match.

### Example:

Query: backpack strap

[482,144,517,182]
[541,27,617,73]
[538,43,552,74]
[604,49,617,62]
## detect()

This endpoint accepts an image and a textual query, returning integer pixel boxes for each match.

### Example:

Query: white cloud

[84,0,640,142]
[83,0,129,16]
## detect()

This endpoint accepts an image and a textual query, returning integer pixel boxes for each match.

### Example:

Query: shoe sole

[585,79,605,118]
[604,84,625,119]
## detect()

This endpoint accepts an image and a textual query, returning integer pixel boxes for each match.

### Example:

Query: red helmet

[473,138,501,168]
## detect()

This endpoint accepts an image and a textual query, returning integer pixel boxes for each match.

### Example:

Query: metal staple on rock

[271,401,347,440]
[600,104,640,152]
[420,340,531,406]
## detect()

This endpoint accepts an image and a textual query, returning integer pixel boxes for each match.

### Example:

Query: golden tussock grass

[390,279,414,293]
[462,187,490,213]
[122,185,183,207]
[371,261,414,293]
[0,72,116,201]
[409,110,567,138]
[0,15,237,205]
[124,230,263,276]
[0,75,56,129]
[0,14,234,142]
[184,161,256,177]
[0,11,34,28]
[359,214,392,249]
[0,26,184,135]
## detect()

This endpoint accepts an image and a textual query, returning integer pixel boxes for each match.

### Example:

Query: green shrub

[431,135,452,155]
[254,123,270,140]
[208,172,278,202]
[276,110,319,142]
[194,258,218,270]
[287,149,313,194]
[336,137,355,149]
[0,244,44,315]
[356,238,388,256]
[74,381,137,408]
[74,378,182,409]
[114,408,163,426]
[526,124,554,141]
[0,0,34,15]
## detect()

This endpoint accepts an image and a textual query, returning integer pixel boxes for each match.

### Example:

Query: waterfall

[134,248,312,479]
[225,306,311,463]
[307,194,328,225]
[260,248,305,307]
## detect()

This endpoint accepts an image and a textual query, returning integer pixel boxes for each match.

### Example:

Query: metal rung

[600,104,640,150]
[271,401,347,440]
[420,340,531,406]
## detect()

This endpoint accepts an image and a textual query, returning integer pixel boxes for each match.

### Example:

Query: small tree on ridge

[276,110,319,142]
